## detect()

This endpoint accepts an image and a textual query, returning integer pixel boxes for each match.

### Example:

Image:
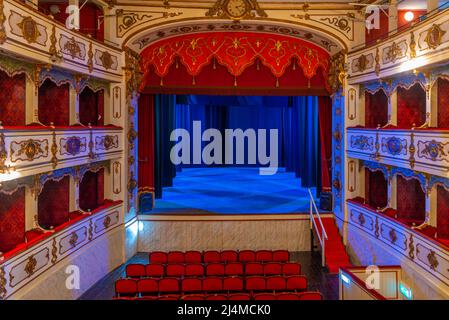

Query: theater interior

[1,0,449,302]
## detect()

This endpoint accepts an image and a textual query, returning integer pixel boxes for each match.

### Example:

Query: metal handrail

[308,188,328,267]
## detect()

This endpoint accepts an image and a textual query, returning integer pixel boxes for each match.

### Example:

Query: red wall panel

[438,78,449,128]
[437,186,449,239]
[365,169,388,209]
[79,87,104,126]
[138,94,155,191]
[0,71,26,126]
[365,90,388,128]
[0,189,25,253]
[79,169,105,212]
[38,79,70,126]
[397,83,426,128]
[396,175,426,222]
[38,177,70,229]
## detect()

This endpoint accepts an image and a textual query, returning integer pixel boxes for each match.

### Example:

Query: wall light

[341,273,351,285]
[399,283,413,300]
[404,11,415,22]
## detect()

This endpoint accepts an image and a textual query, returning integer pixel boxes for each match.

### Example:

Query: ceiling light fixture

[404,11,415,22]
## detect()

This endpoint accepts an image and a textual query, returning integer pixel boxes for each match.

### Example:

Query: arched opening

[365,90,388,128]
[79,87,104,126]
[397,83,426,128]
[364,169,388,210]
[396,175,426,226]
[38,79,70,126]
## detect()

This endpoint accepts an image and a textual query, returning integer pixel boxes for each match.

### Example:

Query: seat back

[115,279,137,297]
[245,276,266,292]
[286,275,307,291]
[137,278,158,296]
[299,292,323,300]
[256,250,273,262]
[168,251,185,263]
[277,293,300,300]
[228,293,250,300]
[282,262,301,276]
[245,262,264,276]
[206,263,225,276]
[264,263,282,276]
[185,251,202,263]
[221,250,238,263]
[202,277,223,293]
[266,276,287,291]
[273,250,289,262]
[182,278,202,293]
[203,251,221,263]
[223,277,244,292]
[149,251,167,264]
[166,264,185,277]
[125,264,146,278]
[225,263,244,276]
[146,264,165,277]
[238,250,255,263]
[159,278,180,293]
[185,264,204,277]
[254,293,277,300]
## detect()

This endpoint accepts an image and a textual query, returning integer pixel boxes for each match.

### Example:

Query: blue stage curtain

[154,95,177,198]
[173,95,322,190]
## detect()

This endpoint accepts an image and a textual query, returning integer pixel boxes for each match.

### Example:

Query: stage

[151,167,322,215]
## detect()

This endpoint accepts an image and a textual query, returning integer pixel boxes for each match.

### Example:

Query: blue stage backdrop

[154,94,322,199]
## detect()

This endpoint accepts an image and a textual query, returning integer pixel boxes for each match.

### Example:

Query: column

[388,0,398,33]
[388,175,397,209]
[69,86,80,125]
[69,176,79,212]
[24,186,38,231]
[388,88,398,126]
[426,187,437,226]
[25,73,39,125]
[429,79,438,127]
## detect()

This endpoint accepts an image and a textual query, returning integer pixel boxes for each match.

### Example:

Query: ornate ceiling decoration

[129,21,341,55]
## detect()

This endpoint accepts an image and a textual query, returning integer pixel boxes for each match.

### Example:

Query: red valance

[140,32,330,90]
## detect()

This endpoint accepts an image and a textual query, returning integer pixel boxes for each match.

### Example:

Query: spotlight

[404,11,415,22]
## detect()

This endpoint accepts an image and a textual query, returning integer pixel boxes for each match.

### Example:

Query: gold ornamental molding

[10,139,48,163]
[24,255,37,277]
[423,24,446,50]
[0,266,6,300]
[0,0,6,44]
[206,0,267,20]
[9,11,47,46]
[291,13,354,41]
[59,35,86,60]
[427,250,439,271]
[95,50,118,70]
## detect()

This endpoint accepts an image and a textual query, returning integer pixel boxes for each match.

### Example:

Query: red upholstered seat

[286,275,307,291]
[282,263,301,276]
[225,263,244,276]
[149,252,167,264]
[202,277,223,293]
[273,250,289,262]
[159,278,180,294]
[254,293,277,300]
[256,250,273,262]
[125,264,146,278]
[182,278,202,293]
[146,264,164,278]
[182,294,205,300]
[115,279,137,297]
[221,250,238,263]
[185,264,204,277]
[245,262,264,276]
[239,250,256,263]
[204,251,221,263]
[277,293,300,300]
[168,251,185,263]
[228,293,251,300]
[206,263,225,276]
[185,251,202,263]
[166,264,185,277]
[266,276,287,291]
[137,278,158,296]
[245,276,266,292]
[298,292,323,300]
[223,277,244,292]
[206,294,228,300]
[264,263,282,276]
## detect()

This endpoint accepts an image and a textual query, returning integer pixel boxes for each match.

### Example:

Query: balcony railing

[0,125,123,181]
[347,127,449,178]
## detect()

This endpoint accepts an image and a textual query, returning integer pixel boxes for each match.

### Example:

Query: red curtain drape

[38,79,70,126]
[79,169,105,212]
[396,176,426,221]
[138,94,155,192]
[437,186,449,239]
[318,96,332,191]
[397,83,426,128]
[365,90,388,128]
[0,71,26,126]
[38,177,70,229]
[79,87,104,126]
[438,78,449,128]
[364,169,388,209]
[0,189,25,253]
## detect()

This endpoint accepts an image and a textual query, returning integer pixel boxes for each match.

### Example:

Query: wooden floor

[80,251,339,300]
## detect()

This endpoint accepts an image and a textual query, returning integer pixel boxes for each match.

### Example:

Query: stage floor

[151,167,321,214]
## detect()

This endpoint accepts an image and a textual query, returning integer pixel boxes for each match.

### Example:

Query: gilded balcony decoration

[350,135,374,151]
[51,239,57,265]
[95,49,118,70]
[69,232,78,248]
[60,136,86,157]
[0,266,6,300]
[423,24,446,50]
[205,0,267,20]
[87,41,93,73]
[95,135,119,151]
[382,40,407,64]
[427,250,439,271]
[409,234,415,260]
[410,32,417,58]
[60,35,85,60]
[381,137,407,156]
[50,131,58,168]
[418,140,448,162]
[10,139,48,163]
[389,229,397,245]
[328,50,346,94]
[24,256,37,277]
[0,0,6,44]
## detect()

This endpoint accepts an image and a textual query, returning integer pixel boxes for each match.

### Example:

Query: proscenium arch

[122,19,348,55]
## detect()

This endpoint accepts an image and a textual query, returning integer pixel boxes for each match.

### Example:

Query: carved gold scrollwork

[410,32,416,58]
[358,213,365,226]
[408,234,415,260]
[51,238,57,264]
[64,36,82,59]
[88,220,93,241]
[0,133,7,173]
[87,42,93,73]
[328,50,346,94]
[0,0,6,44]
[18,16,40,44]
[88,130,95,159]
[10,139,47,162]
[24,255,37,277]
[427,250,439,271]
[389,228,397,244]
[206,0,267,20]
[375,48,380,76]
[103,216,112,229]
[409,132,416,169]
[424,24,446,50]
[99,51,113,70]
[0,266,6,300]
[50,131,58,168]
[374,217,379,238]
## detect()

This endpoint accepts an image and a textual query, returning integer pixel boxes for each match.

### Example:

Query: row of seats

[126,262,301,278]
[149,250,289,264]
[115,291,322,301]
[116,275,307,297]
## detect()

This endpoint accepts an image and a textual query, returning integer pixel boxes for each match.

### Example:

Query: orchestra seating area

[114,250,322,300]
